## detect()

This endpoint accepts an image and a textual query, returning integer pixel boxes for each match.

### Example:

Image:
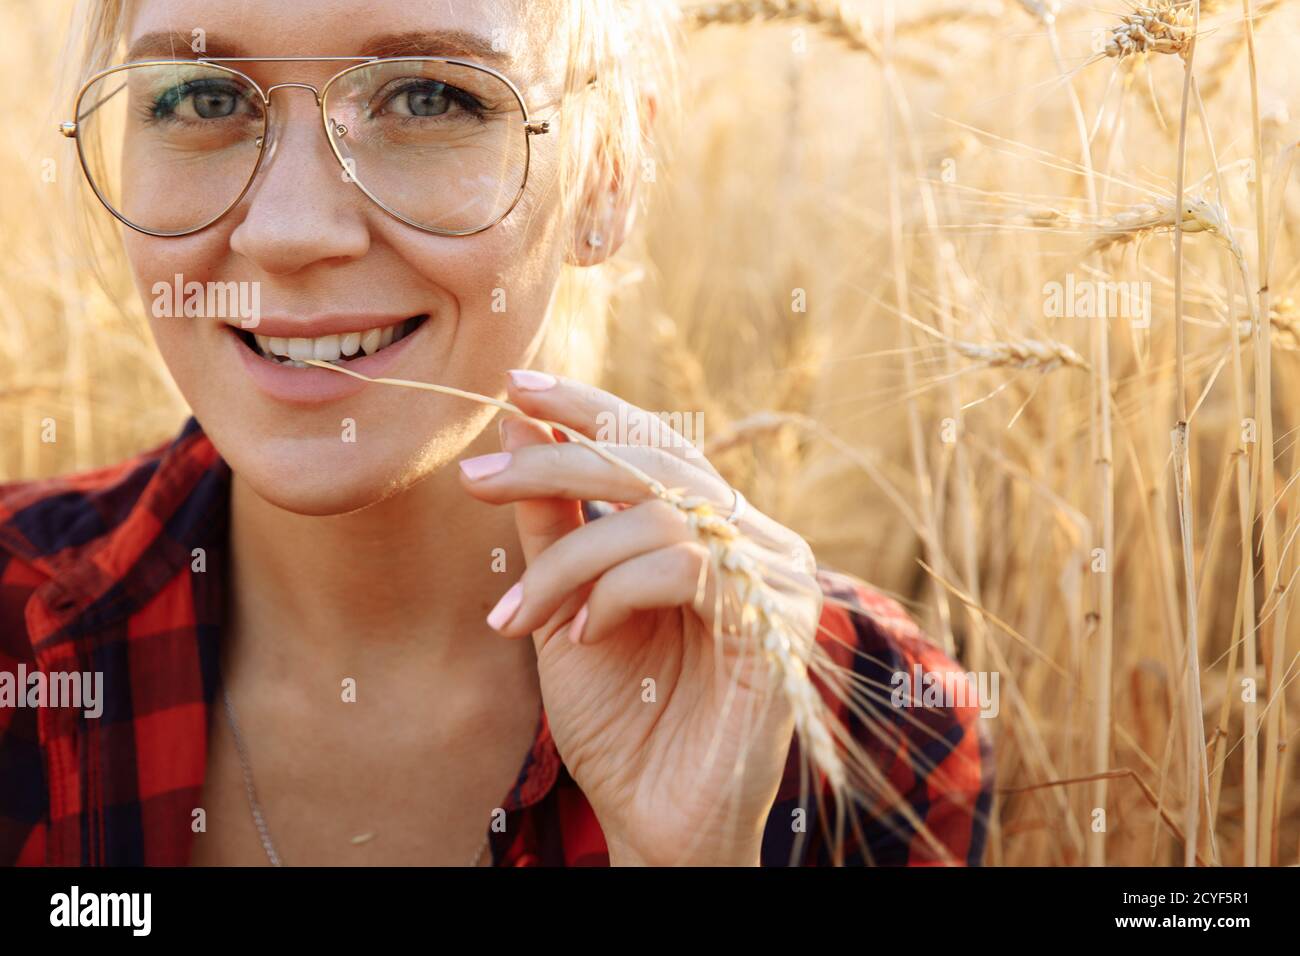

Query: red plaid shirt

[0,417,992,866]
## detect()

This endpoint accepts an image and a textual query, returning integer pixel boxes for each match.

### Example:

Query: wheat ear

[1236,298,1300,351]
[950,338,1091,373]
[1101,1,1197,61]
[682,0,881,57]
[1089,195,1243,258]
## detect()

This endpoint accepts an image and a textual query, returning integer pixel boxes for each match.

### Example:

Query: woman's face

[121,0,572,515]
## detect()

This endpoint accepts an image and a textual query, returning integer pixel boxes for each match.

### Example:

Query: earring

[586,231,604,250]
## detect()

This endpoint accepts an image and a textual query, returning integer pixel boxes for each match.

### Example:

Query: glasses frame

[61,55,552,239]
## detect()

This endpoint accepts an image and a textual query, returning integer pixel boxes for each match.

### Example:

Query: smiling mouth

[234,315,429,367]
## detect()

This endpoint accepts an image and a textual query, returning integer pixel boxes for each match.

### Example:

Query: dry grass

[4,0,1299,865]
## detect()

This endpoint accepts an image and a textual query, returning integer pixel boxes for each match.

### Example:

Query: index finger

[505,369,723,480]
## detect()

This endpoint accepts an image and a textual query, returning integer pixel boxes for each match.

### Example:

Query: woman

[0,0,991,866]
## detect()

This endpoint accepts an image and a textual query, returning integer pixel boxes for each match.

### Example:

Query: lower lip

[227,321,428,404]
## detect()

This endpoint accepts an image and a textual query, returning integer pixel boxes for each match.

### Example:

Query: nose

[228,86,370,275]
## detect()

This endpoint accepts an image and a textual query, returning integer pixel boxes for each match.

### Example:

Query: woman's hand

[458,369,823,866]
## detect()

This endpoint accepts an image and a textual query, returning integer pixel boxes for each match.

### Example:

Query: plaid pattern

[0,417,992,866]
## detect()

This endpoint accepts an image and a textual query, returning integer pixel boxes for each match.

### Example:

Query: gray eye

[405,86,451,117]
[192,90,239,118]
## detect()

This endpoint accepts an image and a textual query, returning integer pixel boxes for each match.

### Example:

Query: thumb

[498,414,584,567]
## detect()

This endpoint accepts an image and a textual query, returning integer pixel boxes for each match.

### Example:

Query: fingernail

[569,604,588,645]
[509,369,557,391]
[498,416,526,451]
[459,452,512,480]
[487,582,523,631]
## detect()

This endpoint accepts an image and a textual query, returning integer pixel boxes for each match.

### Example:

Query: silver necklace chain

[220,686,491,867]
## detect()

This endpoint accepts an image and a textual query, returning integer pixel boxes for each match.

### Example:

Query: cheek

[386,182,568,372]
[125,228,234,374]
[125,228,233,295]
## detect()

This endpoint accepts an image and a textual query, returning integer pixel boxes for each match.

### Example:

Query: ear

[565,89,658,267]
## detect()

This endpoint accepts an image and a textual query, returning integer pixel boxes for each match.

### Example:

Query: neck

[226,425,531,681]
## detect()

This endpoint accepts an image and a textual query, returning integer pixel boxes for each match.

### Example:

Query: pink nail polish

[459,452,512,480]
[569,604,588,645]
[509,369,557,391]
[487,582,523,631]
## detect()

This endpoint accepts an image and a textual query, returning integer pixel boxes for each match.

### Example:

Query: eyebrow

[360,30,512,64]
[127,31,246,60]
[126,29,513,66]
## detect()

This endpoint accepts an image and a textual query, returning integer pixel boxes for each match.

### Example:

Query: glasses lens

[76,63,265,235]
[323,59,530,234]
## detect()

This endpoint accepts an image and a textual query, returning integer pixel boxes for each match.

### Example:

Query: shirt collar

[21,416,228,651]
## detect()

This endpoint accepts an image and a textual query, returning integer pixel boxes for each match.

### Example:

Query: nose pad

[328,117,359,185]
[254,121,279,167]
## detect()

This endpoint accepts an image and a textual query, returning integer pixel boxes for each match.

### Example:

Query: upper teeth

[253,321,412,363]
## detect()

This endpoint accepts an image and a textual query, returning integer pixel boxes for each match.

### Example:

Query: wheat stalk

[1240,0,1287,867]
[1167,0,1210,867]
[301,358,847,795]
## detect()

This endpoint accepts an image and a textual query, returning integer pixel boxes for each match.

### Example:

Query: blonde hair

[59,0,682,383]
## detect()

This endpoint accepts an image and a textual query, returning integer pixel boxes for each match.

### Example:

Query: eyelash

[142,79,254,124]
[372,80,489,121]
[137,77,492,129]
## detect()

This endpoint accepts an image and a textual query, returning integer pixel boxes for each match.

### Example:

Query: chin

[222,429,435,517]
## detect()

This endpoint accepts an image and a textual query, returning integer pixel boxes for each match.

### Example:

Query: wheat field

[3,0,1298,866]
